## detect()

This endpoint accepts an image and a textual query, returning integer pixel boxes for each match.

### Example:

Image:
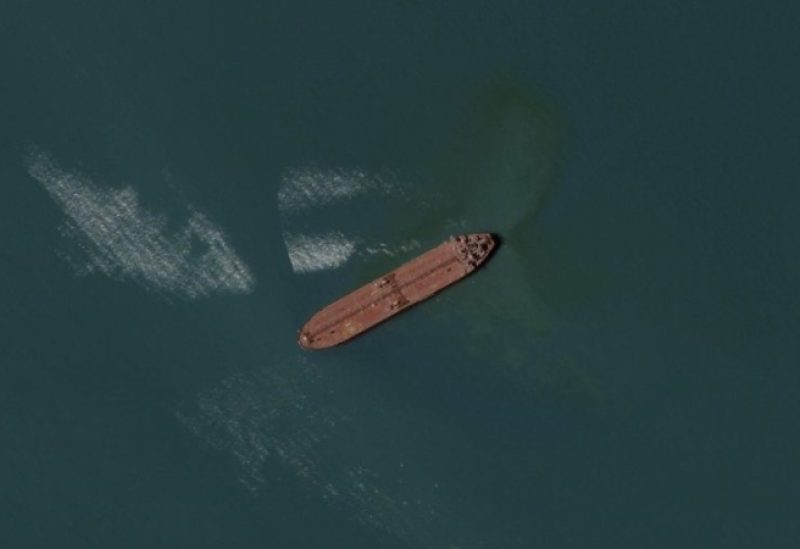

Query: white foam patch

[278,166,428,274]
[283,233,422,274]
[176,361,470,547]
[28,151,255,298]
[277,167,397,216]
[362,239,421,257]
[283,231,356,273]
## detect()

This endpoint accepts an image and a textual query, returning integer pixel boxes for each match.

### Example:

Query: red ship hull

[298,233,495,350]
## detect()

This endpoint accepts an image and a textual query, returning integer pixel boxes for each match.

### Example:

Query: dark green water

[2,2,798,548]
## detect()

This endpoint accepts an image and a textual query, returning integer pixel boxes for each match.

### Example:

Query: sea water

[1,2,798,548]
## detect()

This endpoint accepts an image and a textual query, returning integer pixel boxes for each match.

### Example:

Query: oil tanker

[298,233,495,350]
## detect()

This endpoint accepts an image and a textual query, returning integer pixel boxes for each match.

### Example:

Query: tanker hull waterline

[298,233,495,350]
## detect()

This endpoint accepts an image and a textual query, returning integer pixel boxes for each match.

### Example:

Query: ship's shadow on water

[488,232,503,254]
[403,81,577,382]
[420,79,568,237]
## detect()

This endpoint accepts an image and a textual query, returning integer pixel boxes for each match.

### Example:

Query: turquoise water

[2,2,798,548]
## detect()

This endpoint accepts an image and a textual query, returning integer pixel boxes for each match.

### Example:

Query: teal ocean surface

[1,2,798,548]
